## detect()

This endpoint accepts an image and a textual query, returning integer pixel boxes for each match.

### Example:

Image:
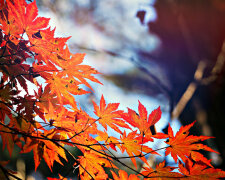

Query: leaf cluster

[0,0,225,179]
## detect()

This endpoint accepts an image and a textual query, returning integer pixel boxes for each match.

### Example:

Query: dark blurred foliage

[145,0,225,101]
[137,0,225,170]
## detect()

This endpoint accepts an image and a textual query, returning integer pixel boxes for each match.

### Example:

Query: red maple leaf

[165,121,218,166]
[121,101,161,137]
[178,158,225,179]
[6,0,49,36]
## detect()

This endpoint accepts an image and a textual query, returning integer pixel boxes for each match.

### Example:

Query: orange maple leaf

[45,73,89,103]
[119,130,158,168]
[47,105,99,138]
[22,130,67,171]
[0,125,15,156]
[93,95,131,134]
[111,170,140,180]
[47,174,69,180]
[35,85,60,113]
[78,150,116,180]
[95,131,120,151]
[141,161,184,179]
[178,158,225,179]
[57,51,102,91]
[165,121,218,166]
[29,30,57,64]
[0,2,22,37]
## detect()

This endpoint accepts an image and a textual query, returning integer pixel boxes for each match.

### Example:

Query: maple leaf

[69,133,103,154]
[151,132,169,139]
[30,29,71,67]
[15,94,37,122]
[71,109,99,135]
[141,161,184,179]
[22,130,67,171]
[0,7,22,37]
[0,123,23,157]
[0,103,12,125]
[0,0,5,10]
[2,0,225,179]
[6,0,50,36]
[0,83,15,123]
[111,170,140,180]
[0,81,19,103]
[0,125,15,156]
[165,121,218,166]
[2,64,34,93]
[93,95,131,134]
[45,73,89,103]
[35,85,59,112]
[119,130,158,168]
[44,104,98,139]
[121,101,161,137]
[29,30,57,64]
[78,150,116,180]
[43,101,64,123]
[95,131,120,151]
[47,174,70,180]
[58,52,102,91]
[23,0,50,35]
[178,158,225,179]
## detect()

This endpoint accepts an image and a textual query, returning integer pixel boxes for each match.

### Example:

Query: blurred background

[1,0,225,179]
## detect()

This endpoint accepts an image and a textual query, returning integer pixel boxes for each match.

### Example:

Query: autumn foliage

[0,0,225,179]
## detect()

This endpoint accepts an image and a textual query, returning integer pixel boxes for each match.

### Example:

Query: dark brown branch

[0,165,22,180]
